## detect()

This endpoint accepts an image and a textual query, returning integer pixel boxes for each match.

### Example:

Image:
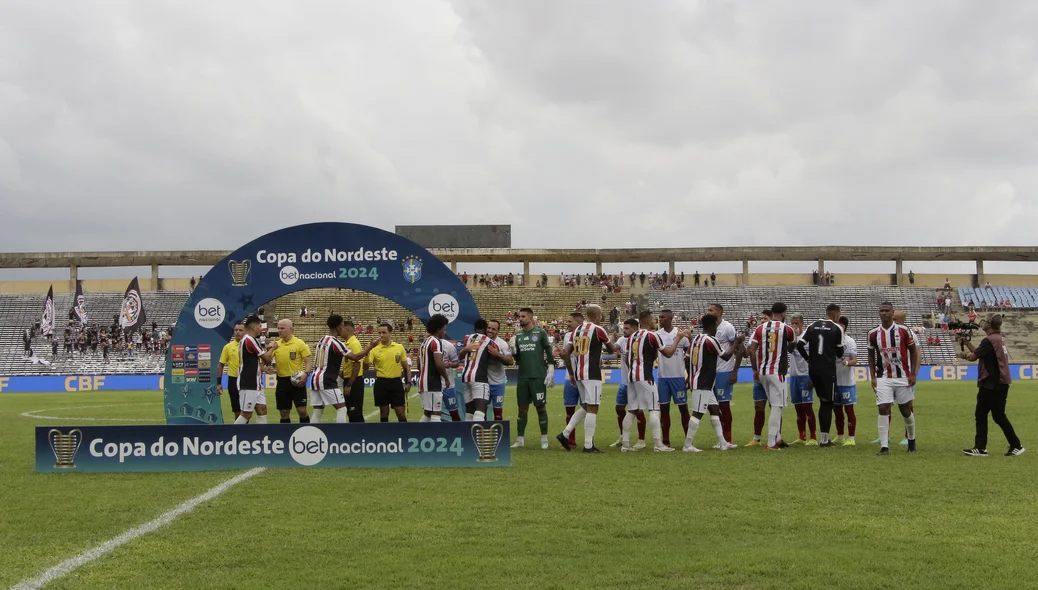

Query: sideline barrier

[5,365,1038,393]
[36,421,510,473]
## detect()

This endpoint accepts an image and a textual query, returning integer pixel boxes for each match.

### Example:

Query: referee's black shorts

[275,376,308,410]
[810,372,838,403]
[345,378,365,421]
[373,377,406,408]
[227,377,241,413]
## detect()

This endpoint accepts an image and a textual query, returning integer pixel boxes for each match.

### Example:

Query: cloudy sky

[1,0,1036,277]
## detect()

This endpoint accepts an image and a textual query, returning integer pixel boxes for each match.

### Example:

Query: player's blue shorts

[714,372,734,403]
[658,377,688,405]
[563,381,580,406]
[836,385,857,405]
[440,387,459,421]
[489,384,506,409]
[752,381,767,402]
[616,384,628,405]
[789,376,814,404]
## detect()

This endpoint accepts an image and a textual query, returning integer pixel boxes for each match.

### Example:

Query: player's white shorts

[627,381,660,412]
[875,378,915,406]
[239,389,266,413]
[463,382,490,403]
[760,374,789,408]
[691,389,718,414]
[421,390,443,412]
[577,379,603,406]
[311,388,345,407]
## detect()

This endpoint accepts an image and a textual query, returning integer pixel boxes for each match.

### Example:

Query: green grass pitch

[2,381,1035,589]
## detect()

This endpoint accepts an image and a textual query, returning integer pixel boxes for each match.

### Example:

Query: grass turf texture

[2,382,1034,589]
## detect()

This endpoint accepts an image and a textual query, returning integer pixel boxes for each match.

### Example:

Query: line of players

[552,302,918,455]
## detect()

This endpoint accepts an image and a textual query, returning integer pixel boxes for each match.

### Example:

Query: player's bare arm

[399,356,411,393]
[216,363,225,394]
[720,335,744,362]
[906,341,917,386]
[869,346,879,389]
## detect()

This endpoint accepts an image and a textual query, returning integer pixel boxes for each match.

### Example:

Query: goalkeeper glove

[544,372,555,389]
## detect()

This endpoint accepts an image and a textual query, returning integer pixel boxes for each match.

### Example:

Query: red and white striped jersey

[687,334,721,391]
[751,321,796,376]
[868,323,915,382]
[418,335,446,392]
[237,334,264,391]
[626,329,662,383]
[308,335,348,390]
[570,321,610,381]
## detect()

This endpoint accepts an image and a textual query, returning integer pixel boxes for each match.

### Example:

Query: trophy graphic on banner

[470,423,504,463]
[48,428,83,469]
[228,259,252,287]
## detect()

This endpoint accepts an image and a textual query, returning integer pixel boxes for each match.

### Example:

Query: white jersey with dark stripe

[868,323,914,382]
[688,334,721,391]
[627,329,662,382]
[237,334,264,391]
[418,335,446,392]
[460,333,494,384]
[308,335,348,390]
[751,321,795,376]
[571,321,610,381]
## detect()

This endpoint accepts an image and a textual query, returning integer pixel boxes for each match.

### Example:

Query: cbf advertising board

[37,422,510,473]
[164,222,480,425]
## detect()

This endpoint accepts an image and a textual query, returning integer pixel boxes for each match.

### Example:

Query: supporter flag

[73,280,88,323]
[118,277,147,332]
[41,285,55,337]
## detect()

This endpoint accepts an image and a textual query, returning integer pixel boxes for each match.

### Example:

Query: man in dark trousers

[960,314,1024,456]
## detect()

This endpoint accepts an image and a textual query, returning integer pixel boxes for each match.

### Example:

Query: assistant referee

[340,320,365,422]
[362,323,411,422]
[270,319,313,424]
[216,322,244,421]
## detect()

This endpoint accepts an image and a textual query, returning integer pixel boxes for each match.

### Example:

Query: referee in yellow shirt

[269,319,313,423]
[358,323,411,422]
[216,322,244,421]
[339,320,365,422]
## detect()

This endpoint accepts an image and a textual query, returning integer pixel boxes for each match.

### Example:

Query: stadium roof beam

[1,246,1037,269]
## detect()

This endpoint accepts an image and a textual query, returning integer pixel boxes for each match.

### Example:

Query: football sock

[767,407,782,447]
[419,415,430,423]
[710,415,726,446]
[335,407,347,423]
[807,406,817,438]
[473,410,486,422]
[820,432,829,444]
[584,413,597,449]
[878,414,890,447]
[465,413,474,421]
[753,408,765,437]
[300,415,310,423]
[311,408,323,423]
[563,408,587,436]
[719,403,733,443]
[648,410,662,443]
[536,407,549,435]
[493,407,503,421]
[660,406,672,445]
[450,410,462,422]
[637,412,647,440]
[280,418,291,424]
[678,404,691,436]
[234,415,248,425]
[684,416,701,446]
[622,412,635,445]
[819,402,833,436]
[834,406,845,436]
[429,414,441,422]
[256,415,267,424]
[904,412,916,440]
[517,412,528,436]
[795,405,807,438]
[565,406,577,446]
[845,405,857,437]
[615,405,626,431]
[381,416,389,423]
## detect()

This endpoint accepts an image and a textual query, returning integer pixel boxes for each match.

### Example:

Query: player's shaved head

[585,304,603,322]
[892,310,906,324]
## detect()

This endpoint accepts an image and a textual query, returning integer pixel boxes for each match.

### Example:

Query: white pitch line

[10,467,266,590]
[21,403,156,423]
[12,392,419,589]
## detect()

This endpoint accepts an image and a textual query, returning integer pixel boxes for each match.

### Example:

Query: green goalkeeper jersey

[513,327,554,379]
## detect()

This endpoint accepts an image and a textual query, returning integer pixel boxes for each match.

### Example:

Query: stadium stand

[958,285,1037,310]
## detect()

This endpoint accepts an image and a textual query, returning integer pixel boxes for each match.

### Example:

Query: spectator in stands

[812,269,819,286]
[694,271,701,286]
[189,277,196,291]
[710,272,716,286]
[943,278,952,290]
[984,281,992,289]
[639,272,646,287]
[51,338,58,357]
[908,270,915,285]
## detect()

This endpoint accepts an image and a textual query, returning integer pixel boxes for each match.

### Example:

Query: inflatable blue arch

[163,222,479,425]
